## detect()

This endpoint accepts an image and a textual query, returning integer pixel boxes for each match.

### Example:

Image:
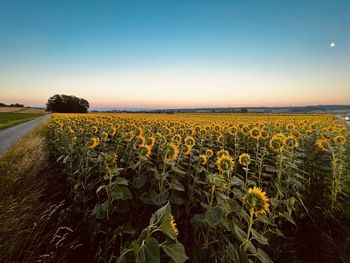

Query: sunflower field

[47,113,350,262]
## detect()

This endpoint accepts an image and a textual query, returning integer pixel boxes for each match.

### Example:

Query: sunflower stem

[244,210,254,252]
[209,185,215,208]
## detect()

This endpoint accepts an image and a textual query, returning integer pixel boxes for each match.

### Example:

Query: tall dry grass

[0,122,76,262]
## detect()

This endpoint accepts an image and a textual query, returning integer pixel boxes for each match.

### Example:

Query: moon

[330,42,335,47]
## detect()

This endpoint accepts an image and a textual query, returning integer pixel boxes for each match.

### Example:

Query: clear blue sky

[1,0,349,108]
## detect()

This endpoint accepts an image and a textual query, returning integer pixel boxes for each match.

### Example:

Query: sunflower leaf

[162,242,189,263]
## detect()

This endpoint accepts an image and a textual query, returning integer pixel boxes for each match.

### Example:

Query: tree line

[0,103,25,107]
[46,94,90,113]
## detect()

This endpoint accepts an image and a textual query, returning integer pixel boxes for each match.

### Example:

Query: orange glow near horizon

[1,68,349,109]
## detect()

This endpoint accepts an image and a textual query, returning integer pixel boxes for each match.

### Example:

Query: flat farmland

[44,113,349,262]
[0,111,46,129]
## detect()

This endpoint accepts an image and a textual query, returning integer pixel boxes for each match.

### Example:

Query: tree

[238,108,248,113]
[46,94,89,113]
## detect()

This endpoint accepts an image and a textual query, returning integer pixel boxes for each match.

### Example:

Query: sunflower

[199,129,206,135]
[110,127,117,136]
[92,126,98,133]
[163,127,171,136]
[170,215,179,236]
[285,135,299,150]
[163,143,179,163]
[332,158,342,167]
[217,149,229,158]
[158,135,167,148]
[124,131,134,142]
[199,154,207,165]
[67,126,74,134]
[228,126,238,136]
[89,137,100,149]
[316,138,329,151]
[333,135,346,145]
[305,129,313,136]
[134,127,143,137]
[136,135,146,147]
[286,123,296,131]
[249,128,261,140]
[216,155,235,175]
[242,186,270,217]
[217,134,225,144]
[260,130,270,140]
[206,149,214,158]
[146,136,155,147]
[214,125,221,132]
[269,134,285,154]
[139,145,152,158]
[182,144,193,155]
[184,135,195,146]
[239,153,251,166]
[320,132,331,140]
[101,131,109,141]
[172,134,182,143]
[242,126,250,135]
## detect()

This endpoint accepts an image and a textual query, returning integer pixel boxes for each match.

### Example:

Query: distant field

[18,108,46,114]
[0,112,46,129]
[0,107,24,112]
[0,107,46,113]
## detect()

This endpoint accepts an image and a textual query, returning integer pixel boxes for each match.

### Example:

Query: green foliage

[0,112,45,129]
[46,94,89,113]
[46,113,350,262]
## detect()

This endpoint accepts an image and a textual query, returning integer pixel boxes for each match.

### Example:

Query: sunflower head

[163,143,179,163]
[242,186,270,217]
[285,135,299,150]
[217,149,229,158]
[184,135,195,146]
[182,144,193,155]
[89,137,100,149]
[306,129,313,136]
[172,134,182,143]
[110,127,117,136]
[332,158,342,167]
[333,135,346,145]
[92,126,98,133]
[228,126,238,136]
[139,145,152,159]
[136,135,146,147]
[217,134,225,144]
[316,138,329,151]
[320,131,331,140]
[260,130,270,140]
[206,149,214,158]
[170,215,179,236]
[286,123,297,131]
[269,134,285,154]
[249,128,261,140]
[124,131,134,142]
[134,127,143,137]
[216,155,235,175]
[199,154,207,165]
[104,152,118,167]
[239,153,251,166]
[101,131,109,141]
[158,135,168,147]
[163,127,171,136]
[146,136,155,147]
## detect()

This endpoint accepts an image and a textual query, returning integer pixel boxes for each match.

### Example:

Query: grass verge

[0,121,76,262]
[0,112,46,130]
